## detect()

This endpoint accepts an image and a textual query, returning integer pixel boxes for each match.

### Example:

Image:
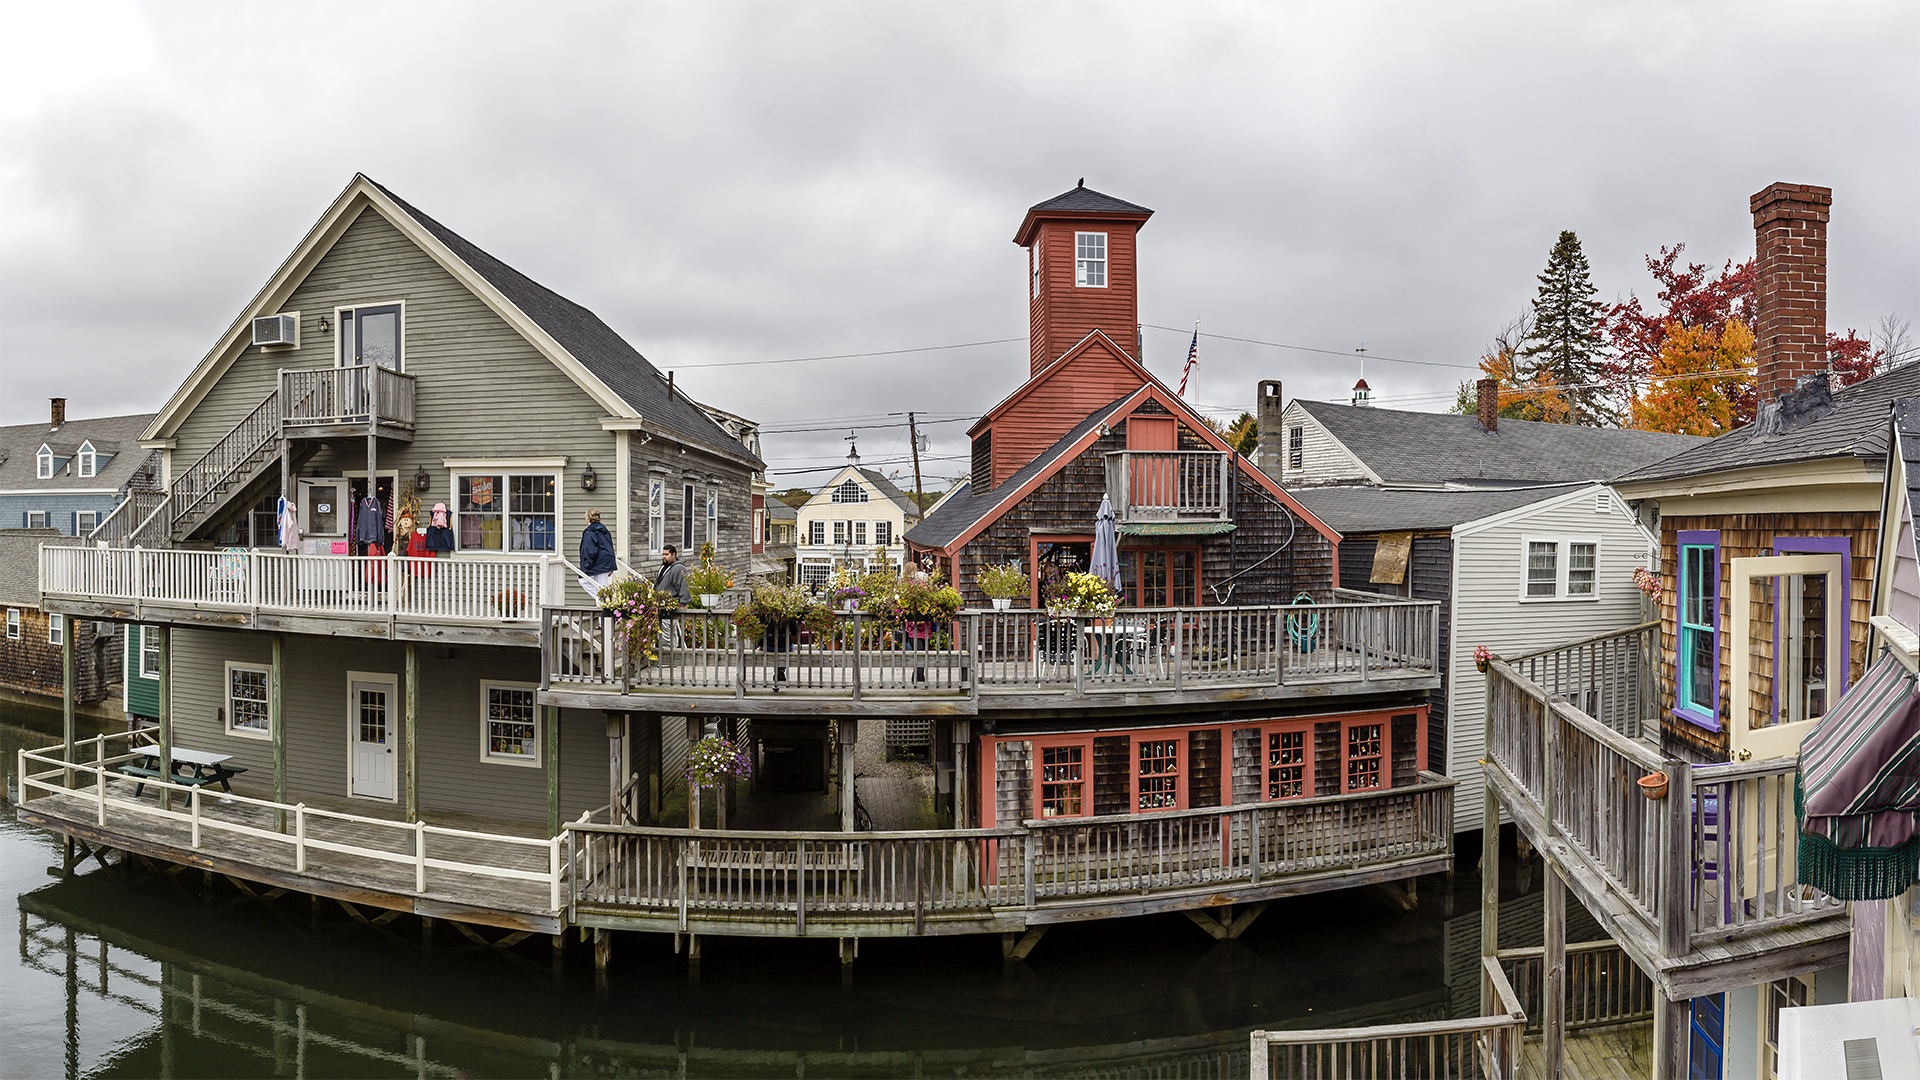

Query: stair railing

[168,389,281,533]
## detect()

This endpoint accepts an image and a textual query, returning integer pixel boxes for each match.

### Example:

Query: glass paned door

[1727,554,1845,762]
[349,680,395,800]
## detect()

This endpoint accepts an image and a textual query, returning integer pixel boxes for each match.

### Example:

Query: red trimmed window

[1346,721,1384,792]
[1136,739,1179,810]
[1266,729,1306,799]
[1039,745,1085,818]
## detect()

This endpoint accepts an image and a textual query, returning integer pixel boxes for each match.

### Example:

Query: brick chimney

[49,398,65,429]
[1476,378,1498,433]
[1751,182,1831,405]
[1256,380,1285,473]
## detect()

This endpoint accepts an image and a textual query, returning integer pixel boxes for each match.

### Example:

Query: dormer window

[1075,232,1107,288]
[36,446,54,479]
[832,480,869,504]
[77,442,96,478]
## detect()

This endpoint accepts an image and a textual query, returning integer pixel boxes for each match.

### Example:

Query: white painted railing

[16,734,563,911]
[41,545,553,624]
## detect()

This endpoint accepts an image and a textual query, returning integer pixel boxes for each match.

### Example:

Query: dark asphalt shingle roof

[0,413,157,493]
[906,396,1134,549]
[1295,400,1709,487]
[0,529,82,606]
[1615,365,1920,484]
[1286,484,1587,536]
[368,179,763,471]
[1026,185,1153,217]
[766,500,797,522]
[856,468,920,516]
[1899,399,1920,564]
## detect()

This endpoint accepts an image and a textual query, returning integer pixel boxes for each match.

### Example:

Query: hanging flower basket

[1473,644,1492,674]
[685,734,753,791]
[1637,772,1669,800]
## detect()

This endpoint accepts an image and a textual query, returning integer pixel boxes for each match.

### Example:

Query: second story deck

[1483,625,1848,999]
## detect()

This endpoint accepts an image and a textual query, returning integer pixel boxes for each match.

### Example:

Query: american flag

[1178,327,1199,396]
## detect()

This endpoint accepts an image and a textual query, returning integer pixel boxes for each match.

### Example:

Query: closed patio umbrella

[1797,653,1920,900]
[1090,494,1120,590]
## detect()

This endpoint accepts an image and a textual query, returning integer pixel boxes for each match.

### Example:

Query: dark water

[3,701,1510,1079]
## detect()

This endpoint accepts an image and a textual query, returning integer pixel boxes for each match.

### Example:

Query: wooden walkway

[1520,1022,1650,1079]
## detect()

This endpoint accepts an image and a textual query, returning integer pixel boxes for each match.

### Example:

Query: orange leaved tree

[1630,319,1755,437]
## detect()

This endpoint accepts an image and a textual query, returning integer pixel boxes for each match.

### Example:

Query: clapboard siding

[124,624,161,719]
[162,627,604,824]
[1028,223,1140,378]
[1654,511,1877,763]
[992,345,1148,485]
[1276,400,1373,487]
[1338,534,1454,786]
[1447,487,1656,831]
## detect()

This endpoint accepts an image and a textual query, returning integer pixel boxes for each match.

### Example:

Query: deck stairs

[168,389,322,544]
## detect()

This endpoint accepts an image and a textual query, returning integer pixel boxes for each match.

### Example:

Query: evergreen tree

[1519,230,1609,426]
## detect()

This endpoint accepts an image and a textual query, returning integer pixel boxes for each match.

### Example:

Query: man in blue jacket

[579,508,617,589]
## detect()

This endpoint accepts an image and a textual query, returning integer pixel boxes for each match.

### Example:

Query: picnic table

[121,745,248,797]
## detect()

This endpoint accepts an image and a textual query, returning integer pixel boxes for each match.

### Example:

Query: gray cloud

[1,1,1912,486]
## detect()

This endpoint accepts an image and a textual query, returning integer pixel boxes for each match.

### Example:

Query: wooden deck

[1519,1023,1650,1080]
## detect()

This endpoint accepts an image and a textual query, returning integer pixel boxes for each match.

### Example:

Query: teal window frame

[1675,531,1720,730]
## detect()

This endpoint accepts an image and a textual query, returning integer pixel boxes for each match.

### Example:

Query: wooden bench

[117,764,219,798]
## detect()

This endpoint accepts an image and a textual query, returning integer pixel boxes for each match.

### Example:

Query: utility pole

[908,411,927,527]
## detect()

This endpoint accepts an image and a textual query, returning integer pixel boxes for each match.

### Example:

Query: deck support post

[606,714,624,827]
[951,719,972,830]
[650,713,665,818]
[404,642,418,823]
[61,617,74,789]
[839,719,857,832]
[157,625,172,813]
[545,705,561,838]
[1000,927,1046,964]
[550,932,565,984]
[1479,787,1500,1016]
[1651,988,1689,1080]
[685,715,702,828]
[272,634,287,831]
[686,932,701,982]
[1544,864,1566,1080]
[839,936,856,967]
[592,927,611,982]
[1182,900,1271,941]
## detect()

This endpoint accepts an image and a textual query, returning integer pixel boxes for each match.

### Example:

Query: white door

[1727,554,1847,762]
[350,680,396,800]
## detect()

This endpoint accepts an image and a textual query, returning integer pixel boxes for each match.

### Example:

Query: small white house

[1290,482,1658,832]
[793,464,920,590]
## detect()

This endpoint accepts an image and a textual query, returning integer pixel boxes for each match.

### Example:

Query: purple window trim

[1771,536,1851,728]
[1675,529,1721,732]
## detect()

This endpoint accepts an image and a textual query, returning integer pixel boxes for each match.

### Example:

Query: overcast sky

[2,1,1914,488]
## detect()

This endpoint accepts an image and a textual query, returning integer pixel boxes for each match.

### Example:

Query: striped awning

[1798,653,1920,900]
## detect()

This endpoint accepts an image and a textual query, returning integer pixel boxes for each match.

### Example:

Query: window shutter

[71,511,78,535]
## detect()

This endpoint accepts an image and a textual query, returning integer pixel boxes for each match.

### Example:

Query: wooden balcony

[540,600,1442,715]
[1250,957,1526,1080]
[40,545,559,646]
[279,364,416,440]
[1104,450,1229,524]
[18,731,1453,942]
[1483,625,1848,1000]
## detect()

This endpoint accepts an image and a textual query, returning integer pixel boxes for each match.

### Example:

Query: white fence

[41,545,557,624]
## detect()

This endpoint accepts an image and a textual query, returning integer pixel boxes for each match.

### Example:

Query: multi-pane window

[1346,723,1383,791]
[75,511,97,537]
[47,614,64,646]
[1288,426,1303,469]
[5,609,17,639]
[1074,232,1107,288]
[832,480,869,503]
[649,479,665,554]
[682,484,695,549]
[455,474,556,551]
[483,684,538,764]
[1039,745,1085,817]
[1763,977,1809,1079]
[832,520,848,545]
[77,443,96,478]
[799,561,831,589]
[358,688,388,747]
[1030,244,1042,299]
[1267,730,1305,799]
[808,520,827,545]
[706,489,718,545]
[1678,538,1718,720]
[1117,549,1198,607]
[1526,542,1558,597]
[1567,543,1596,596]
[27,512,47,529]
[875,521,892,546]
[853,521,868,546]
[1137,740,1179,810]
[753,508,765,547]
[140,626,161,678]
[227,664,270,736]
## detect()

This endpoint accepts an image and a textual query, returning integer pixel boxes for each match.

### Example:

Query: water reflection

[5,707,1499,1079]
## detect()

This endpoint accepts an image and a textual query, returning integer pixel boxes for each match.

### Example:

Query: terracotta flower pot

[1637,772,1669,800]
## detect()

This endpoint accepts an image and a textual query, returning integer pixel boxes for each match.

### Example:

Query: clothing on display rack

[355,494,385,544]
[424,523,455,553]
[276,496,300,552]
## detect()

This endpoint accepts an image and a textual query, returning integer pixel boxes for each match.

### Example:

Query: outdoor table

[125,745,247,795]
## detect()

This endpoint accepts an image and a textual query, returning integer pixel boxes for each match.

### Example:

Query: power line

[760,415,977,436]
[1141,323,1481,371]
[667,338,1023,371]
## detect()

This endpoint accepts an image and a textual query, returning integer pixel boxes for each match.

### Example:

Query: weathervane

[846,431,860,464]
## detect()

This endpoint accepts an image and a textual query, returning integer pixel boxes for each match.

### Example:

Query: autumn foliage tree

[1631,319,1755,437]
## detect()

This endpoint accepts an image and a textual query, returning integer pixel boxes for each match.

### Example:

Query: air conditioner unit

[252,314,298,347]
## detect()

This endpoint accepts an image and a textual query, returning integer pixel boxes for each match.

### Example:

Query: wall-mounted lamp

[582,463,598,492]
[413,464,431,493]
[1097,423,1110,437]
[318,316,331,333]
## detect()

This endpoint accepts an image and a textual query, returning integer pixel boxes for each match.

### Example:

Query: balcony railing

[281,365,416,432]
[541,599,1441,701]
[1105,450,1229,522]
[1484,627,1844,964]
[41,545,557,625]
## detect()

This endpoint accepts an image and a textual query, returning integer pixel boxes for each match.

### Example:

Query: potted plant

[733,580,835,650]
[684,734,754,829]
[979,562,1028,611]
[686,544,735,608]
[1047,571,1117,619]
[828,566,867,613]
[492,588,528,618]
[1637,770,1670,800]
[1474,644,1492,674]
[595,575,674,670]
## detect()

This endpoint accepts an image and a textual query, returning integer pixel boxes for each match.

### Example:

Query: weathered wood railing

[280,365,416,431]
[42,545,554,625]
[568,774,1454,932]
[1105,449,1229,522]
[1249,956,1525,1080]
[1497,940,1653,1034]
[16,735,563,910]
[1505,621,1658,740]
[543,599,1441,700]
[169,389,280,531]
[1484,651,1843,963]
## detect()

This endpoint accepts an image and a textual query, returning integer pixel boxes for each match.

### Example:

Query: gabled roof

[145,175,760,470]
[765,500,797,522]
[1293,399,1708,487]
[0,413,156,492]
[1286,484,1588,535]
[799,464,916,516]
[968,329,1148,437]
[1616,365,1920,486]
[1013,184,1153,245]
[856,468,920,516]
